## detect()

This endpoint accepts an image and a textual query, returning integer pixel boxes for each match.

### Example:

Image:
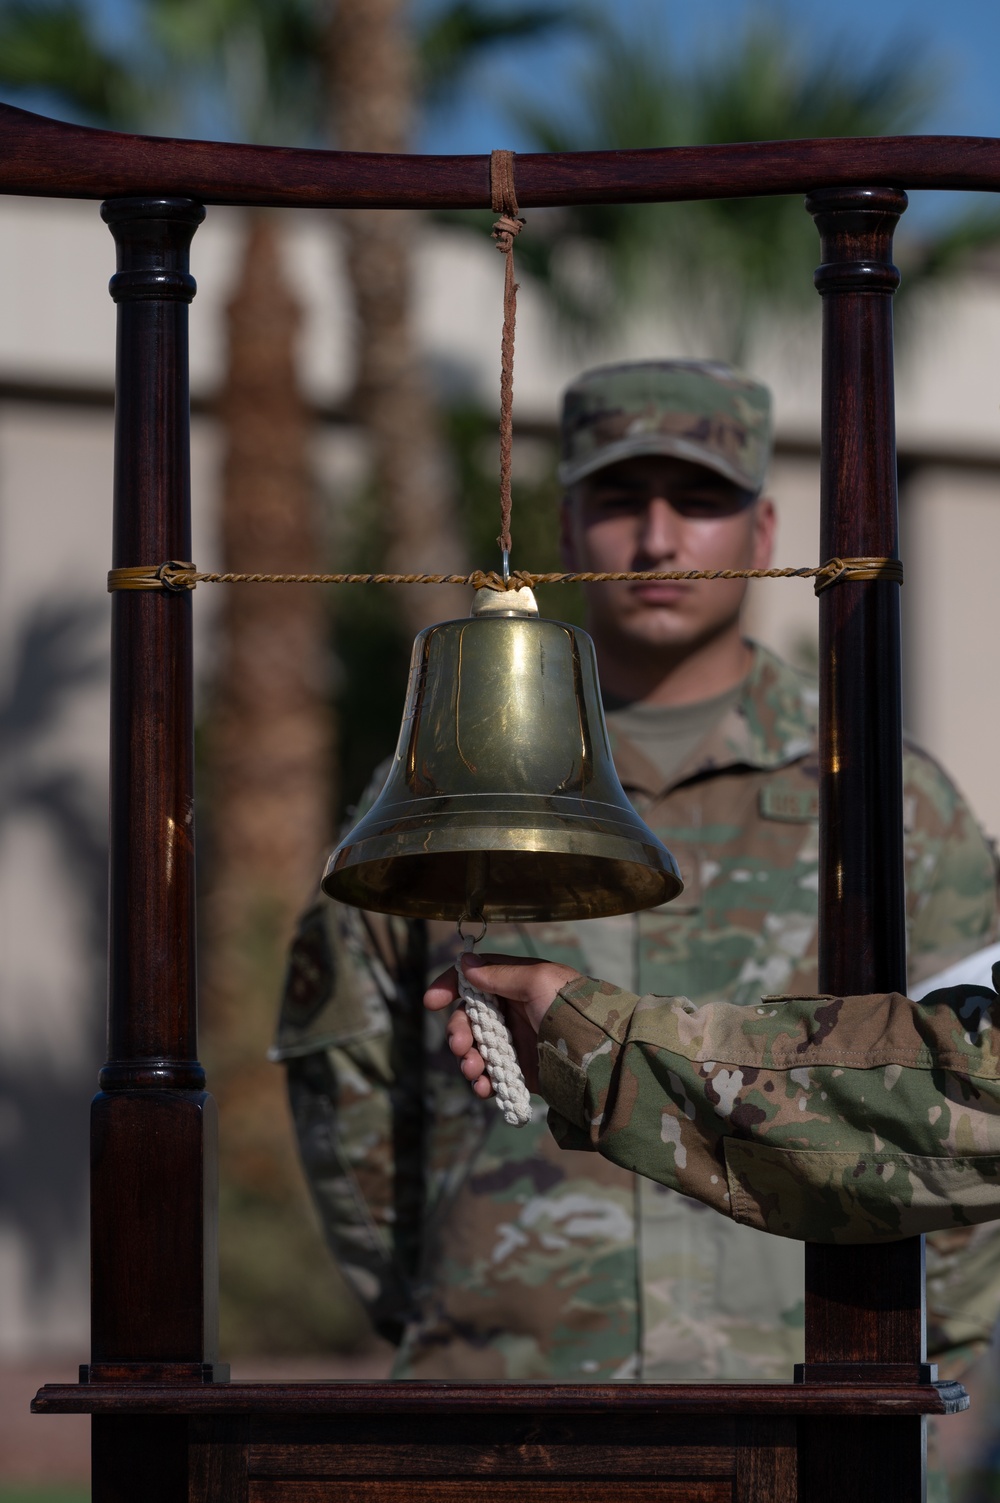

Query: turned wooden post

[93,194,213,1371]
[90,197,215,1501]
[799,185,924,1502]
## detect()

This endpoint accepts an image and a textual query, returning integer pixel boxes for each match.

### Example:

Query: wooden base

[33,1380,967,1417]
[33,1380,966,1503]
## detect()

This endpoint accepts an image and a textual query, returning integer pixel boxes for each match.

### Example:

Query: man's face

[562,454,776,655]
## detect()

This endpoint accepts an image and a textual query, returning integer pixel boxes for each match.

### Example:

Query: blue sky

[416,0,1000,227]
[420,0,1000,150]
[79,0,1000,150]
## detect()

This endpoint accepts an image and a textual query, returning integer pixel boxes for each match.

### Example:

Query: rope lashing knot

[812,556,903,594]
[490,148,522,233]
[457,936,532,1129]
[491,211,524,255]
[107,561,196,592]
[157,559,198,592]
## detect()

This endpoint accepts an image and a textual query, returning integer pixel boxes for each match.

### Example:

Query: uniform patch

[759,784,819,822]
[281,905,334,1026]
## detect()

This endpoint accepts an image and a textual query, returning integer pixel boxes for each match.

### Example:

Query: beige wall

[0,404,219,1356]
[744,455,1000,844]
[903,466,1000,843]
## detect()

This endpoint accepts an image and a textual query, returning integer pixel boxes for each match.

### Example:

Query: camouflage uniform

[557,359,773,491]
[274,644,1000,1381]
[538,966,1000,1246]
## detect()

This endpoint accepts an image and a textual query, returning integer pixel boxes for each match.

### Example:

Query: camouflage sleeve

[926,1221,1000,1377]
[900,748,1000,1373]
[272,897,423,1343]
[902,743,1000,985]
[537,972,1000,1244]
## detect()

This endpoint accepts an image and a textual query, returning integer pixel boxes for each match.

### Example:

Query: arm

[274,897,425,1342]
[902,743,1000,985]
[899,748,1000,1372]
[433,955,1000,1245]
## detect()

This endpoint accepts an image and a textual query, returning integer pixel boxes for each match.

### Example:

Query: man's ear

[751,496,777,570]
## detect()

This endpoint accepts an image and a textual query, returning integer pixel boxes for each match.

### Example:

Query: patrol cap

[558,359,773,494]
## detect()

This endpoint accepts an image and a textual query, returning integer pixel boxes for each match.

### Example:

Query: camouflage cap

[558,359,773,494]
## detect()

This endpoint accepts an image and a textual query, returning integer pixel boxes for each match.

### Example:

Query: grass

[0,1490,89,1503]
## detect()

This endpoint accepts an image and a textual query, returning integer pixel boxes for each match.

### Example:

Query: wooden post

[799,186,924,1501]
[89,197,215,1502]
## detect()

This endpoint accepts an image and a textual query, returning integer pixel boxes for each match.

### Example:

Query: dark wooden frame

[15,99,993,1500]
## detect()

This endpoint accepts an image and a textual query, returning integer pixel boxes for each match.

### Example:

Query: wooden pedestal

[33,1379,967,1503]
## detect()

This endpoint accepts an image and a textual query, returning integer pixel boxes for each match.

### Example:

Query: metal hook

[457,912,488,946]
[501,547,511,586]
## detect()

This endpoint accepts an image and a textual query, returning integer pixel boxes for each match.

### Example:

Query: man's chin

[607,614,701,653]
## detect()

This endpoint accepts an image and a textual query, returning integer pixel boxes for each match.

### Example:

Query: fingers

[462,954,581,1032]
[424,965,461,1011]
[446,1009,486,1080]
[447,1006,475,1058]
[447,1008,494,1098]
[422,951,559,1014]
[424,951,582,1104]
[460,953,548,1002]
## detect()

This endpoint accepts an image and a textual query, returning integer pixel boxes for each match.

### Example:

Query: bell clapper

[456,917,532,1129]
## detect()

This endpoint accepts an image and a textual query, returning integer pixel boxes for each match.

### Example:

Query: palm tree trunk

[329,0,468,634]
[201,213,358,1352]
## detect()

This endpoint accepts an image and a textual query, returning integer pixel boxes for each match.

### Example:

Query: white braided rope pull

[457,938,533,1127]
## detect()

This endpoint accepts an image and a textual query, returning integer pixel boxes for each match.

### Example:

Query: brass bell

[322,586,683,922]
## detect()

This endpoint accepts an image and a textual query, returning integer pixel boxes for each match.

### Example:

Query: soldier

[273,359,999,1385]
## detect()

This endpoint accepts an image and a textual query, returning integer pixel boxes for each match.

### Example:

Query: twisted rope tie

[108,558,904,596]
[457,940,532,1129]
[491,148,524,571]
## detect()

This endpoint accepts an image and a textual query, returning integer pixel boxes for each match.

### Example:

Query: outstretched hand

[424,953,581,1098]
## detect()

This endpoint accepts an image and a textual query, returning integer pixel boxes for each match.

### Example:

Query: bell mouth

[322,800,683,921]
[324,850,679,922]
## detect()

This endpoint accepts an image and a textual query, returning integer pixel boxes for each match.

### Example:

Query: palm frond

[503,7,961,363]
[419,1,574,108]
[0,0,143,124]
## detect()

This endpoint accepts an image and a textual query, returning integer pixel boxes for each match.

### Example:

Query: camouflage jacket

[538,969,1000,1245]
[274,644,999,1382]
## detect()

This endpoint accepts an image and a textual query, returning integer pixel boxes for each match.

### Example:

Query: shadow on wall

[0,601,107,1353]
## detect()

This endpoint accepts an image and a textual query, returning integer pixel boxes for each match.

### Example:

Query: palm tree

[0,0,141,122]
[328,0,465,635]
[138,0,363,1353]
[0,0,357,1354]
[327,0,570,635]
[192,0,569,1341]
[201,210,353,1354]
[325,0,576,825]
[511,11,1000,364]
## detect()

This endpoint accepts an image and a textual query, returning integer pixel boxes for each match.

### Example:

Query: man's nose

[638,496,681,560]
